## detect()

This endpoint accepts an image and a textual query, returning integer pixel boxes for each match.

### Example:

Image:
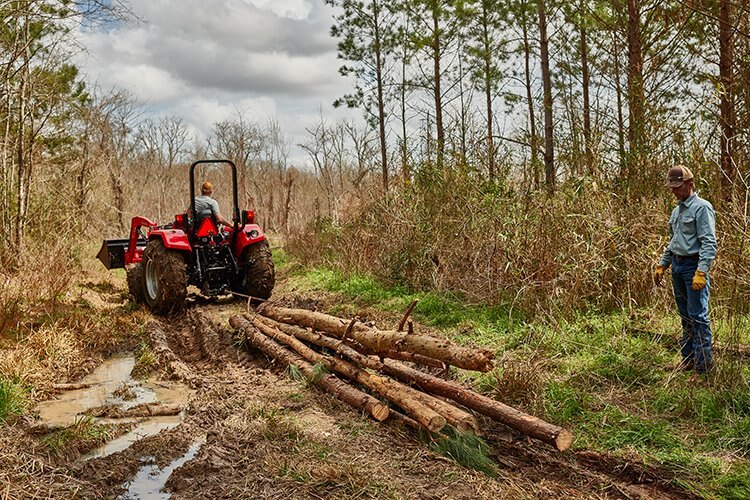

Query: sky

[75,0,358,165]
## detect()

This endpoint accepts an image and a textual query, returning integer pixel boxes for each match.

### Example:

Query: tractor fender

[149,229,192,252]
[234,224,267,255]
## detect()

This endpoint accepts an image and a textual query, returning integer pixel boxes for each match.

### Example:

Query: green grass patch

[42,416,112,457]
[429,427,497,477]
[0,377,28,422]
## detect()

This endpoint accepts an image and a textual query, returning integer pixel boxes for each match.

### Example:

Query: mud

[17,292,700,499]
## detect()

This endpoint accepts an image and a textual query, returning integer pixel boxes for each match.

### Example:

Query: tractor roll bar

[189,159,241,228]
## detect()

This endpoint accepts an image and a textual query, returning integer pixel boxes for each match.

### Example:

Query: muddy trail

[16,292,699,499]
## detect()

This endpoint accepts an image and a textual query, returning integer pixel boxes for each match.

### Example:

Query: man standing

[654,165,717,374]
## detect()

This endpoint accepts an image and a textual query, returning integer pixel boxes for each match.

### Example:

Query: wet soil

[12,287,701,499]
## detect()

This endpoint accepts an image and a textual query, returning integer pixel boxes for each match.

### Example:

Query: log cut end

[370,402,390,421]
[555,430,574,451]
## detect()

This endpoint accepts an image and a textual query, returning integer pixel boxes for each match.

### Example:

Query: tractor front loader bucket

[97,239,130,270]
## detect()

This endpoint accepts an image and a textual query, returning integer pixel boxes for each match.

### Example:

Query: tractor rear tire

[125,263,145,304]
[143,239,187,315]
[235,240,275,301]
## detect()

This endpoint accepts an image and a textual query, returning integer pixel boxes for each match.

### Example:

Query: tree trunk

[626,0,645,188]
[481,3,495,180]
[229,316,389,422]
[719,0,736,201]
[522,14,540,189]
[579,0,592,174]
[538,0,555,193]
[374,0,389,190]
[257,304,495,372]
[432,3,445,170]
[378,358,573,451]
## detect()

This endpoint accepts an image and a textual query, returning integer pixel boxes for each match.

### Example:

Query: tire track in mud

[73,308,279,498]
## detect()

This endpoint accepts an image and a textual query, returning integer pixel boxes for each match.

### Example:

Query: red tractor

[97,159,275,314]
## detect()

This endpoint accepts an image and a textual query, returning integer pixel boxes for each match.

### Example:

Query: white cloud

[74,0,358,166]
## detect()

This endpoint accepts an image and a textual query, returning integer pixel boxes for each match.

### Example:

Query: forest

[1,0,750,498]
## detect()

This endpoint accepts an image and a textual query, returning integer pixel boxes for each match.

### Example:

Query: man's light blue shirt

[658,193,717,273]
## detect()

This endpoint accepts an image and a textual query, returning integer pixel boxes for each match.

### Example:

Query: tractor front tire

[235,240,275,301]
[125,263,145,304]
[143,239,187,315]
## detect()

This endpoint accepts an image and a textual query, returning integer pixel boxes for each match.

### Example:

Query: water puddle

[81,416,183,460]
[119,436,205,500]
[35,355,193,459]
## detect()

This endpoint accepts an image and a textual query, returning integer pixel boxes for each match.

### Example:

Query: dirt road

[8,274,699,499]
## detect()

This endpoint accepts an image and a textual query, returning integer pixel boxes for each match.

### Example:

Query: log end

[426,415,447,433]
[555,430,574,451]
[371,403,390,422]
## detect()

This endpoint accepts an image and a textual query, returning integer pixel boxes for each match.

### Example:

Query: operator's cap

[201,181,213,193]
[665,165,694,188]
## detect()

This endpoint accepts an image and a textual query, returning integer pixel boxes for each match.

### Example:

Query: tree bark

[521,13,540,189]
[373,0,389,190]
[257,304,494,372]
[719,0,736,201]
[579,0,592,174]
[431,2,445,170]
[251,315,479,432]
[229,316,389,422]
[626,0,645,188]
[253,314,569,449]
[538,0,555,193]
[245,315,444,431]
[378,358,573,451]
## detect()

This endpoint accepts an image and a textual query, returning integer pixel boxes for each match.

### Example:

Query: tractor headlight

[247,229,259,239]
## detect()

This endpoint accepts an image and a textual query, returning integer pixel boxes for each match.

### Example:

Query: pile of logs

[229,303,573,451]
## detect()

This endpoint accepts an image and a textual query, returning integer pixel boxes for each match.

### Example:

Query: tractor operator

[653,165,717,374]
[192,180,233,228]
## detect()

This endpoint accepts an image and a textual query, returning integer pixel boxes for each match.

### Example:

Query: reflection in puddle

[35,355,193,459]
[119,437,205,500]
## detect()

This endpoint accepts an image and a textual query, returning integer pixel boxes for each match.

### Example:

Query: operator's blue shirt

[658,192,717,273]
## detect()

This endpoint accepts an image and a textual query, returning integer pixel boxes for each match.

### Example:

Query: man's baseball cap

[665,165,694,188]
[201,181,213,192]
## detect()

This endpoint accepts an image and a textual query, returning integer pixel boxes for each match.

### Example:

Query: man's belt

[674,254,699,261]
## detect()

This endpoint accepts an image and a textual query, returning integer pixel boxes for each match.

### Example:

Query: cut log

[229,316,389,422]
[246,315,445,432]
[257,304,494,372]
[379,359,573,451]
[256,316,480,434]
[351,344,444,368]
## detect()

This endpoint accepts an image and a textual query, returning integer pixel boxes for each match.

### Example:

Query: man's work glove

[692,270,707,291]
[653,265,667,286]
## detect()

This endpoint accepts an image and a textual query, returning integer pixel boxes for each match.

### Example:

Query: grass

[428,427,497,477]
[42,416,112,458]
[288,264,750,497]
[0,377,27,422]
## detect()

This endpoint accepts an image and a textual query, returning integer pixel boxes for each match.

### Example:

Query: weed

[42,416,111,457]
[0,377,27,421]
[133,341,158,377]
[429,426,497,477]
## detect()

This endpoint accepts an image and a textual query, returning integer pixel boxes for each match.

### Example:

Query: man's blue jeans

[671,257,713,373]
